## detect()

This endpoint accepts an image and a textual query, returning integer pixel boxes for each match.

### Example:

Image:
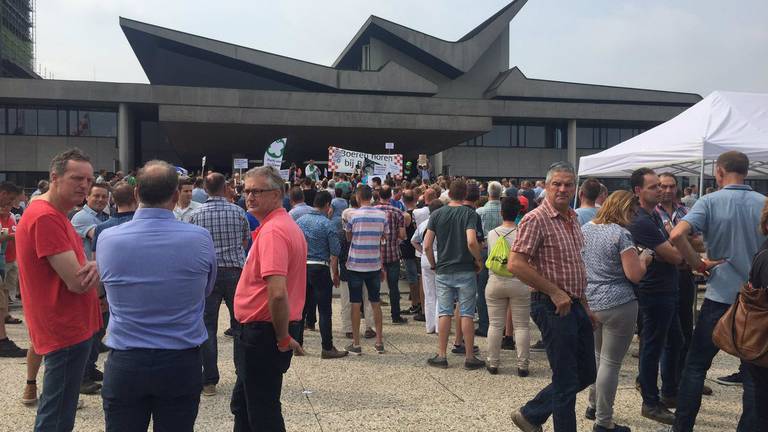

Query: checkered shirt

[511,198,587,298]
[374,204,405,264]
[189,196,249,268]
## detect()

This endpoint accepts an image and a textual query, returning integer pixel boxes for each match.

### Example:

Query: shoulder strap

[500,227,517,238]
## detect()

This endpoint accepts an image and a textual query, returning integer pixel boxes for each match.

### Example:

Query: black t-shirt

[400,209,417,259]
[463,204,485,243]
[748,240,768,289]
[628,208,679,292]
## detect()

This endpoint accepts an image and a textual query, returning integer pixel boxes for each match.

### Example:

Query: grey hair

[244,166,283,190]
[487,181,503,199]
[545,161,576,184]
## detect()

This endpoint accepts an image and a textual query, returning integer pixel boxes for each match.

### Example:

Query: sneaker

[413,313,426,322]
[80,381,102,395]
[391,317,408,325]
[76,399,85,410]
[4,315,22,324]
[0,338,27,358]
[401,306,415,315]
[585,406,596,420]
[660,395,677,409]
[427,354,448,369]
[201,384,216,397]
[345,343,362,355]
[502,336,516,351]
[486,365,498,375]
[702,384,713,396]
[530,340,546,352]
[593,424,631,432]
[517,368,529,378]
[22,383,37,406]
[224,328,234,338]
[464,356,485,370]
[374,343,385,354]
[451,344,480,355]
[321,346,349,359]
[715,371,742,386]
[511,409,543,432]
[305,323,316,331]
[641,403,675,425]
[364,329,376,339]
[90,368,104,382]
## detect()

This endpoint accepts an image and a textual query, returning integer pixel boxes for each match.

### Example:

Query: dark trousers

[521,295,596,432]
[85,311,109,381]
[302,283,317,328]
[202,267,241,386]
[674,299,756,431]
[102,348,201,432]
[476,249,489,333]
[746,363,768,432]
[231,321,301,432]
[35,337,93,432]
[299,264,334,350]
[384,261,402,320]
[638,290,683,406]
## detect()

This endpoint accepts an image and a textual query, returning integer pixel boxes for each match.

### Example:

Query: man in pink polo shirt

[231,165,307,432]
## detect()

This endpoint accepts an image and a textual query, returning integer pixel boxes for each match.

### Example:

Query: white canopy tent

[578,91,768,190]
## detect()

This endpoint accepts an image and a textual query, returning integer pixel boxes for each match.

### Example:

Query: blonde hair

[593,190,636,227]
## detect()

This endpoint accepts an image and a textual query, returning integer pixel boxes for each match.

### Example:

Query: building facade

[0,0,701,188]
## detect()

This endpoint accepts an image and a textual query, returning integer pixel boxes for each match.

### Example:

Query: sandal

[5,316,22,325]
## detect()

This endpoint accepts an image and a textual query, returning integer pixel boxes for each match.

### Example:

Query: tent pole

[573,176,580,209]
[699,158,705,197]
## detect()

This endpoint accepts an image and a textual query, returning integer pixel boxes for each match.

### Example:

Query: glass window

[8,107,19,134]
[605,128,621,148]
[21,109,38,135]
[69,110,79,136]
[58,110,67,135]
[510,125,518,147]
[484,125,510,147]
[523,125,546,148]
[38,109,57,136]
[0,107,5,134]
[576,127,594,149]
[80,110,117,137]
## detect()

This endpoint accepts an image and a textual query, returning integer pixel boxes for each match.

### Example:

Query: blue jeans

[476,249,489,333]
[384,261,403,320]
[102,348,201,432]
[638,290,683,406]
[521,295,596,432]
[202,267,241,386]
[347,270,381,303]
[435,271,477,317]
[674,298,756,432]
[35,337,93,432]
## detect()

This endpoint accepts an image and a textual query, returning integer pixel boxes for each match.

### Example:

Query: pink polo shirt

[234,208,307,323]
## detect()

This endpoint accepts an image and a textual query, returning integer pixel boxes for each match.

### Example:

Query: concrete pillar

[433,151,444,176]
[567,120,578,170]
[118,103,135,172]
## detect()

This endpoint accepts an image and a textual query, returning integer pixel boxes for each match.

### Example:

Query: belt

[307,260,329,267]
[530,291,580,303]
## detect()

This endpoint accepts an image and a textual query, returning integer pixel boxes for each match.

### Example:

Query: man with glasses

[232,166,307,431]
[509,161,596,432]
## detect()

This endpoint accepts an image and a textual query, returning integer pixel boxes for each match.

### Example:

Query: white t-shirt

[173,201,202,223]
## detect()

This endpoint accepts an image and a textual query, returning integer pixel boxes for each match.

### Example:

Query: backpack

[485,228,516,277]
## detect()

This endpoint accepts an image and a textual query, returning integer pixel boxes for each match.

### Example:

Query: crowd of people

[0,147,766,432]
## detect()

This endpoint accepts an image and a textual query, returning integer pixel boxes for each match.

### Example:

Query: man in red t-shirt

[15,148,102,431]
[0,181,26,358]
[232,166,307,432]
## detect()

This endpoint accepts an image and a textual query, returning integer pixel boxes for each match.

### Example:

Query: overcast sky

[37,0,768,96]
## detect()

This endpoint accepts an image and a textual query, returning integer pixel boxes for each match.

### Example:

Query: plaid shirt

[476,199,503,240]
[189,196,249,268]
[655,202,688,227]
[374,204,405,264]
[511,198,587,298]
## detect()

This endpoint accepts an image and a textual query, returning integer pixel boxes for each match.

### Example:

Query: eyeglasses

[242,188,278,196]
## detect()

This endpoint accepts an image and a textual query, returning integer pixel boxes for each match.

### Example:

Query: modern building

[0,0,701,189]
[0,0,36,78]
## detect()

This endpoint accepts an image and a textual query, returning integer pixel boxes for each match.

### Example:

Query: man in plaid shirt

[508,162,597,432]
[190,173,250,397]
[375,185,410,324]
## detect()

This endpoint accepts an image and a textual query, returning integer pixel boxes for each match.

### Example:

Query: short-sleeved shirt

[412,219,438,267]
[15,200,102,355]
[575,207,599,226]
[581,222,637,311]
[628,207,678,293]
[0,213,16,262]
[510,198,587,298]
[235,208,307,323]
[427,205,478,274]
[289,203,312,222]
[345,206,389,272]
[374,204,405,264]
[476,200,503,239]
[189,196,250,268]
[296,209,341,263]
[70,205,110,259]
[683,184,766,304]
[174,201,202,223]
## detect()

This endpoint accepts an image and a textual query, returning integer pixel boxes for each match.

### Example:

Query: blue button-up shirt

[683,184,767,304]
[296,208,341,263]
[71,205,109,259]
[289,202,313,222]
[96,208,217,350]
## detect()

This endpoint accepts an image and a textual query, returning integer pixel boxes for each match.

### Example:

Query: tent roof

[578,91,768,178]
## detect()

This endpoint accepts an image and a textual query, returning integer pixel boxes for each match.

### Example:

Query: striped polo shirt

[345,206,389,272]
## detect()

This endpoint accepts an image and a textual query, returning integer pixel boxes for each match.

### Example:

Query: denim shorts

[435,271,477,318]
[347,270,382,303]
[404,258,420,284]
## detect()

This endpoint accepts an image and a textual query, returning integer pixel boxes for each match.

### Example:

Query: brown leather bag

[712,282,768,367]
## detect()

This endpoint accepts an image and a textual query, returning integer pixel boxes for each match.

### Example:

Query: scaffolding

[0,0,36,78]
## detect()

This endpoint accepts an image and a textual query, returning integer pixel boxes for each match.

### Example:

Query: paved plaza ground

[0,285,745,432]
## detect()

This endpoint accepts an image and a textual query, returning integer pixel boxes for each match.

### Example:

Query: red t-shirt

[235,208,307,323]
[0,214,16,262]
[15,200,102,355]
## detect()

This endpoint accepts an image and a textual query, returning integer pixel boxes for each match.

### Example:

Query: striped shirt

[345,206,389,272]
[511,198,587,298]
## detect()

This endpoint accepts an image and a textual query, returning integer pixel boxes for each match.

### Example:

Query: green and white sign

[264,138,286,169]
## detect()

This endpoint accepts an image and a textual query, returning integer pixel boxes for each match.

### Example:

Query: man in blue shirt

[670,151,765,432]
[70,183,110,260]
[97,160,216,432]
[295,191,347,359]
